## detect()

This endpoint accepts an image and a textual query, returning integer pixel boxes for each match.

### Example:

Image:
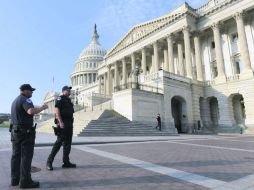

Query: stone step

[82,129,163,132]
[79,109,170,137]
[79,133,173,136]
[84,126,156,129]
[87,123,153,127]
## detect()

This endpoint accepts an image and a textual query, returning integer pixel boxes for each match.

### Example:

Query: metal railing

[226,74,240,82]
[114,82,163,94]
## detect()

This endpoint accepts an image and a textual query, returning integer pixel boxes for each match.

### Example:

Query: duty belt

[12,124,37,133]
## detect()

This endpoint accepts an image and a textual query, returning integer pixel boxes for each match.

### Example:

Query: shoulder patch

[26,98,32,104]
[57,97,61,101]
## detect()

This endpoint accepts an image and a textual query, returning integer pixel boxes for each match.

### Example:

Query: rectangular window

[231,33,238,43]
[235,61,240,74]
[211,42,215,49]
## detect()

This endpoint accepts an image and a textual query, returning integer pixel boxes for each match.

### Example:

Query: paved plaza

[1,132,254,189]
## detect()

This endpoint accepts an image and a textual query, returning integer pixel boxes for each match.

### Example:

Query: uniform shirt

[55,95,74,120]
[11,94,34,127]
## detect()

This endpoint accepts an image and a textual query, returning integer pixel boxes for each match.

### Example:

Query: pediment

[106,3,194,57]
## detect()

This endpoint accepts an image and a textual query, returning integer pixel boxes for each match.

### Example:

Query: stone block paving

[93,140,254,182]
[184,138,254,150]
[0,147,207,190]
[2,134,254,189]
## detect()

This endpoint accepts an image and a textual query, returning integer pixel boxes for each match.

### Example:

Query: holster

[52,125,61,136]
[9,123,13,133]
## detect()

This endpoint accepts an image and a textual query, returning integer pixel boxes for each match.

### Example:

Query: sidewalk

[1,127,246,150]
[1,128,180,149]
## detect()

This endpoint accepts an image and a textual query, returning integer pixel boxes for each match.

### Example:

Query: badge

[57,97,61,101]
[26,99,32,104]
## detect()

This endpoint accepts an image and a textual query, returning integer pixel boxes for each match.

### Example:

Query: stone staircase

[78,110,174,136]
[199,125,242,134]
[37,109,105,136]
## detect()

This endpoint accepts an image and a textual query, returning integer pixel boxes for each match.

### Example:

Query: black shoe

[46,162,53,171]
[62,162,76,168]
[20,181,40,189]
[11,179,19,186]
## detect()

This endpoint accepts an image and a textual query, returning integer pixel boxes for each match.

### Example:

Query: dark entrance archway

[171,96,187,133]
[230,94,246,125]
[208,97,219,126]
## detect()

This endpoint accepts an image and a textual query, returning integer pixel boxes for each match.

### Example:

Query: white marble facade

[44,0,254,133]
[97,0,254,133]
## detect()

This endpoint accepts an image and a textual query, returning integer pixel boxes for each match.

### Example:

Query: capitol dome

[71,24,106,89]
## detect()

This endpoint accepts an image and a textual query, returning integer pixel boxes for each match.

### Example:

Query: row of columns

[98,11,253,95]
[72,73,97,86]
[212,11,252,79]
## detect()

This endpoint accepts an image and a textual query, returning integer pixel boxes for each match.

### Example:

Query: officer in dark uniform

[10,84,48,188]
[46,86,76,171]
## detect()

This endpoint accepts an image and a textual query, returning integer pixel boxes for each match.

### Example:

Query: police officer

[46,86,76,171]
[10,84,48,188]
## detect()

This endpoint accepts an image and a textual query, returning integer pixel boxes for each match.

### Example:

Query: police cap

[62,86,72,92]
[20,84,36,91]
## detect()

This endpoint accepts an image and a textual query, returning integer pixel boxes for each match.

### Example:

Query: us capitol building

[41,0,254,134]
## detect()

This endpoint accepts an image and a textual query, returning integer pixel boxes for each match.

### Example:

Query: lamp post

[132,65,143,89]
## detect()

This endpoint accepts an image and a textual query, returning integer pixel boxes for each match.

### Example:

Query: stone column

[114,62,119,91]
[177,42,184,76]
[131,53,136,84]
[104,73,107,95]
[98,75,101,94]
[234,12,253,75]
[183,26,193,79]
[212,22,226,79]
[151,55,154,73]
[107,66,112,95]
[141,48,147,75]
[163,49,169,72]
[193,32,204,81]
[167,34,174,73]
[153,41,159,72]
[122,58,127,86]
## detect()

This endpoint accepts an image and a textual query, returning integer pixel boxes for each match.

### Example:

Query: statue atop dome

[92,24,99,44]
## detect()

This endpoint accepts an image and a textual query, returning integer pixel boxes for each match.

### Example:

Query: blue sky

[0,0,207,113]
